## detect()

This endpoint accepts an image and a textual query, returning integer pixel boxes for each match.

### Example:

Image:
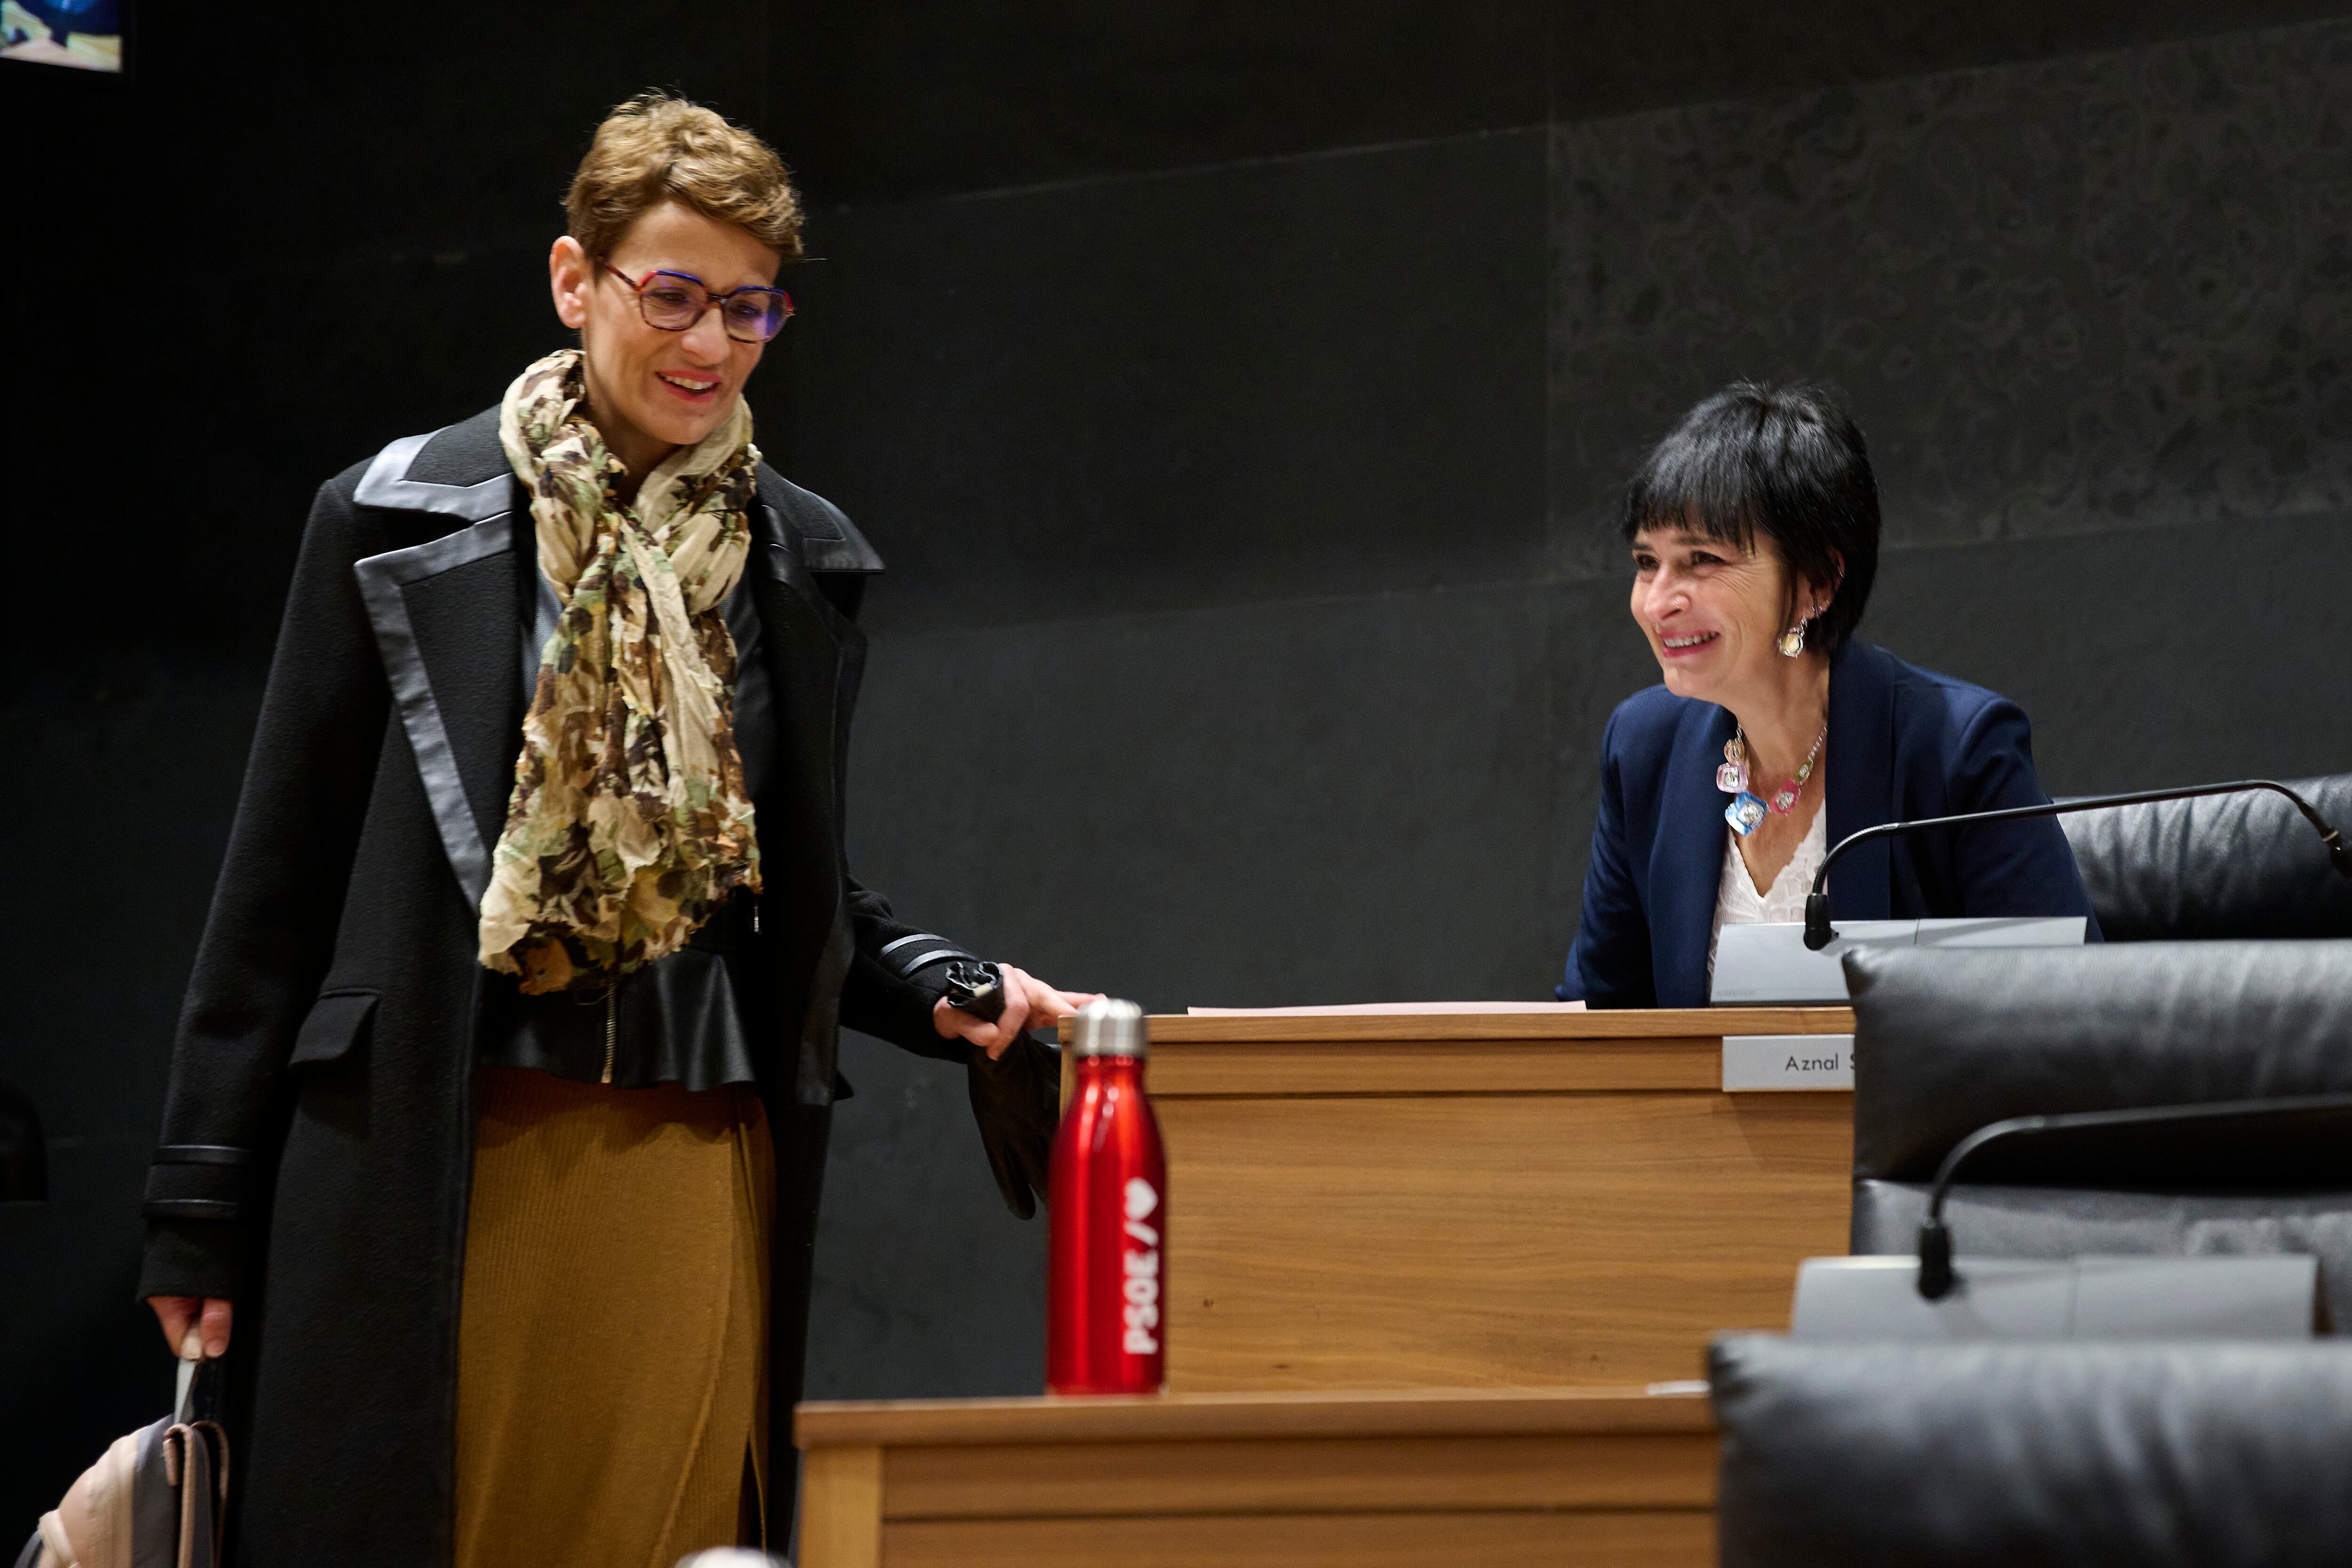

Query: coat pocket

[290,991,378,1068]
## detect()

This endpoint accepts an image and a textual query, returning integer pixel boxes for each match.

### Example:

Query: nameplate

[1722,1034,1854,1092]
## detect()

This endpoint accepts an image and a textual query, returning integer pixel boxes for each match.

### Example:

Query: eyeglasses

[598,260,795,343]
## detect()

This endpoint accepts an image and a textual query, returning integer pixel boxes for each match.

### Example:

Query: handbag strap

[161,1422,229,1568]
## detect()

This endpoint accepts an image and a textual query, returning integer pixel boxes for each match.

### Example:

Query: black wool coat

[137,407,976,1565]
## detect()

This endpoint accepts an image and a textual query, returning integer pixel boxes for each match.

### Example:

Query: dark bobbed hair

[1620,382,1880,658]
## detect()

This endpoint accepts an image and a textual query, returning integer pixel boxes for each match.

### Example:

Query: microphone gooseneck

[1913,1090,2352,1301]
[1802,779,2352,951]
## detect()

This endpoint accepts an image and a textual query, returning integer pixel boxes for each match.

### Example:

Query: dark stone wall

[6,0,2350,1539]
[771,129,1550,624]
[790,13,2352,1401]
[768,0,2350,201]
[1548,21,2352,572]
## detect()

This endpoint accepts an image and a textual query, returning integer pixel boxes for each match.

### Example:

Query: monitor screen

[2,0,122,72]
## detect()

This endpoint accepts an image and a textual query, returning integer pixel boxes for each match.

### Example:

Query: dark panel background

[772,129,1550,624]
[1548,22,2352,575]
[7,0,2351,1538]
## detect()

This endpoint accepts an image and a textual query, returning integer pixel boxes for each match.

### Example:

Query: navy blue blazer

[1560,641,2098,1008]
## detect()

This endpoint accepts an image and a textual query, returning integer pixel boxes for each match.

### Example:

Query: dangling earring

[1777,614,1811,658]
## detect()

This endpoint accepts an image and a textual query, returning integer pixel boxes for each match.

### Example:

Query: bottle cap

[1068,998,1147,1058]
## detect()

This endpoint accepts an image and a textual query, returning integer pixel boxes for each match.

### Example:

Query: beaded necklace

[1719,723,1826,837]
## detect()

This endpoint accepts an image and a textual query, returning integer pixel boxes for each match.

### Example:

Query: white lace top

[1708,804,1828,976]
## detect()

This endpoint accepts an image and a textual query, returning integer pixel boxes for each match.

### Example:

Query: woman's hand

[934,964,1102,1060]
[149,1295,232,1359]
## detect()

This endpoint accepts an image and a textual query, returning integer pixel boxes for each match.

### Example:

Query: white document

[1185,1000,1587,1016]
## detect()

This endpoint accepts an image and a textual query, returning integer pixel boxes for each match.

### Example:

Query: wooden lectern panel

[1164,1089,1848,1388]
[1071,1007,1855,1391]
[798,1386,1717,1568]
[881,1509,1714,1568]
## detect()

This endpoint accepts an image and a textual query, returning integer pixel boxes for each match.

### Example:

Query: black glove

[965,1032,1060,1220]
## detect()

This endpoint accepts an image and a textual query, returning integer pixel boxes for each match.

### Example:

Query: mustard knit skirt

[453,1069,773,1568]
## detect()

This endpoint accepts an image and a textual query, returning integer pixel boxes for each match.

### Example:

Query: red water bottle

[1047,998,1168,1394]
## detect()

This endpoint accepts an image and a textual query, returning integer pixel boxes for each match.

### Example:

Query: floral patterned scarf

[476,348,763,994]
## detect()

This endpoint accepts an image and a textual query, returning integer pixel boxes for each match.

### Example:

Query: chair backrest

[1843,942,2352,1316]
[1710,1334,2352,1567]
[2059,771,2352,940]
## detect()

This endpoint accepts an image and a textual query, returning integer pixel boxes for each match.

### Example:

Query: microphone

[1914,1090,2352,1299]
[1803,779,2352,951]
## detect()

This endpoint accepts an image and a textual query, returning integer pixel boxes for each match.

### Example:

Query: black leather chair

[2059,771,2352,939]
[1844,941,2352,1315]
[1711,1335,2352,1566]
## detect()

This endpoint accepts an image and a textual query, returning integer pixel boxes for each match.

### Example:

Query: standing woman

[136,93,1089,1566]
[1560,382,2096,1008]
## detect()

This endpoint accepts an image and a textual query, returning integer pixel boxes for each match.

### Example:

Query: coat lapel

[1652,703,1739,1006]
[1824,640,1896,920]
[749,498,858,820]
[747,500,865,1104]
[351,434,525,910]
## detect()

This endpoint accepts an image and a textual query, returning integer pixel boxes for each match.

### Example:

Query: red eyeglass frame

[597,260,795,342]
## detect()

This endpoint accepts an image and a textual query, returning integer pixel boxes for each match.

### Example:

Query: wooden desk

[797,1386,1716,1568]
[1091,1007,1855,1391]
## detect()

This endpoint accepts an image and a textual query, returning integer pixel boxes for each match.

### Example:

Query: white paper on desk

[1184,1000,1588,1016]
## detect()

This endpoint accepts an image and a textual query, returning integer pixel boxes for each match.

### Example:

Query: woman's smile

[1659,629,1720,658]
[654,368,722,403]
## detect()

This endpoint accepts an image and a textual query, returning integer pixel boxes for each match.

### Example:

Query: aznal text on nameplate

[1720,1034,1855,1092]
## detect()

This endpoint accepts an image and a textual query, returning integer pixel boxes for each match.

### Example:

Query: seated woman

[1560,382,2096,1008]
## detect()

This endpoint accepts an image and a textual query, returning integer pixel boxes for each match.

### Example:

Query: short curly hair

[565,91,802,262]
